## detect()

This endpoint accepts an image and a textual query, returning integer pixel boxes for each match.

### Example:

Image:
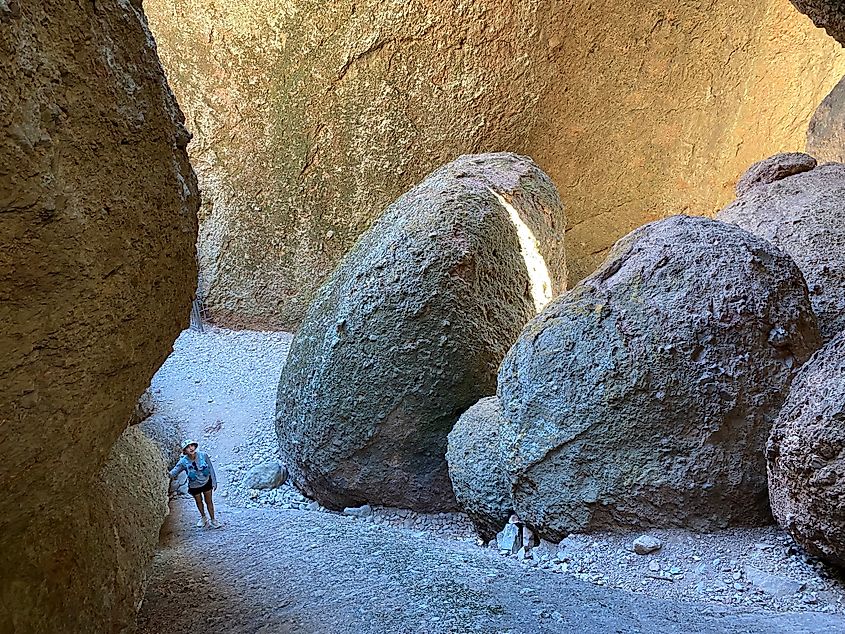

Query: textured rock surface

[807,76,845,162]
[735,153,817,197]
[144,0,845,329]
[767,331,845,567]
[0,0,197,629]
[0,425,171,633]
[791,0,845,45]
[446,397,514,541]
[276,153,565,512]
[719,162,845,342]
[498,215,820,542]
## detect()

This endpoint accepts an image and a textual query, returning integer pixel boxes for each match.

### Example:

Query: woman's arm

[168,460,184,479]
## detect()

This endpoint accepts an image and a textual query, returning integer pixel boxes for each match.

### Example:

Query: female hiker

[169,439,222,529]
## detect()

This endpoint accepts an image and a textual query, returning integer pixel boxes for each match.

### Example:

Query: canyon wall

[0,0,198,629]
[145,0,845,330]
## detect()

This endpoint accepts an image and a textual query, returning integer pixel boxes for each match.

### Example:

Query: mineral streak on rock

[767,330,845,567]
[276,153,565,513]
[498,215,820,542]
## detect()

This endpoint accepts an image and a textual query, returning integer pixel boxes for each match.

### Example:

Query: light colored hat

[181,438,199,451]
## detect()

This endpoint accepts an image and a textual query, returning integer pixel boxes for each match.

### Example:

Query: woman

[169,439,222,529]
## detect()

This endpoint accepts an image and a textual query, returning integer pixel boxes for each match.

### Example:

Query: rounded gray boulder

[446,397,514,541]
[498,215,820,542]
[719,161,845,342]
[767,330,845,567]
[734,153,817,198]
[276,153,566,512]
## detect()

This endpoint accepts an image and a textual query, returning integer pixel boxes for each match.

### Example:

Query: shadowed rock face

[0,0,198,628]
[276,153,565,512]
[791,1,845,45]
[144,0,845,330]
[719,161,845,342]
[447,397,514,541]
[498,216,820,542]
[768,330,845,567]
[807,76,845,162]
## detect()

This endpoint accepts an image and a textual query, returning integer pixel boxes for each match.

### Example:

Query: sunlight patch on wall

[490,188,552,313]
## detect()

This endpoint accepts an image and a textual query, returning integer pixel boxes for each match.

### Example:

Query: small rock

[745,566,806,598]
[633,535,662,555]
[496,523,521,554]
[243,461,287,490]
[649,561,661,572]
[343,504,373,518]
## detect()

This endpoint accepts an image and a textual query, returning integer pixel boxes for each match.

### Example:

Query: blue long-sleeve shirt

[169,451,217,489]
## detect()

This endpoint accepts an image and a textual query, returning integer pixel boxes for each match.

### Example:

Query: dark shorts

[189,479,213,495]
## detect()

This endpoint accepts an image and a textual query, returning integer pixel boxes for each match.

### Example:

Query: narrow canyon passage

[136,329,845,634]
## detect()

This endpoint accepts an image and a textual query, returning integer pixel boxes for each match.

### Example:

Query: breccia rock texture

[719,161,845,342]
[497,215,820,542]
[0,0,198,630]
[767,330,845,567]
[734,153,817,197]
[791,0,845,45]
[276,153,565,512]
[446,397,514,542]
[807,76,845,163]
[144,0,845,329]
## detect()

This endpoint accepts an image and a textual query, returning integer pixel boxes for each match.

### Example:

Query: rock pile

[497,215,820,541]
[719,158,845,341]
[276,153,565,512]
[767,330,845,567]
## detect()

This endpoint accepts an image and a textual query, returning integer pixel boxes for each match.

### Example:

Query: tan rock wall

[1,0,197,629]
[145,0,845,330]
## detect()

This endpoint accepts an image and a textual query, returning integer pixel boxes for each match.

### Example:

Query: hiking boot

[210,518,222,529]
[196,517,209,528]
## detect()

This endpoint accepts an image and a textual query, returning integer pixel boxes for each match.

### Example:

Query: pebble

[633,535,662,555]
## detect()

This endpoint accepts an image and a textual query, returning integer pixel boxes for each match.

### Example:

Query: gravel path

[137,327,845,633]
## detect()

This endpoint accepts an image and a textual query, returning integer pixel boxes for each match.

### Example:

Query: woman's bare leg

[192,492,206,518]
[203,489,215,521]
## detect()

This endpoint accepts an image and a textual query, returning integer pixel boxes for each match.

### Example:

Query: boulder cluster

[277,150,845,567]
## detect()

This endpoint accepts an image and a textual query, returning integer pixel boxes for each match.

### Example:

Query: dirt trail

[137,328,845,633]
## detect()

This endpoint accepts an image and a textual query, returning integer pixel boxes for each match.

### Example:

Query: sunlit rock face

[0,0,198,628]
[145,0,845,330]
[276,153,564,512]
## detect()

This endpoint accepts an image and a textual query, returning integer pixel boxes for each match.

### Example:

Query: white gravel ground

[143,326,845,630]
